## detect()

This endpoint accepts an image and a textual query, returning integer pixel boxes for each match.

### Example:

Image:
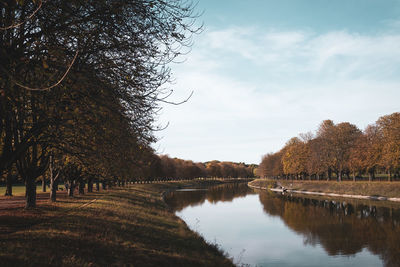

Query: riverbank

[249,179,400,202]
[0,181,234,266]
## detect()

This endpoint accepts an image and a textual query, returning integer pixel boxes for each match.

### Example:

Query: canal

[164,183,400,267]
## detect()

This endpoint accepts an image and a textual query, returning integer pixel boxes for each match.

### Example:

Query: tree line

[0,0,201,208]
[258,112,400,182]
[151,156,256,180]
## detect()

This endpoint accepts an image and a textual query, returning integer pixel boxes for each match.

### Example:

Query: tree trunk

[101,181,106,190]
[352,172,356,182]
[4,172,13,196]
[42,175,46,192]
[368,169,375,182]
[68,187,73,197]
[67,183,74,197]
[25,177,36,209]
[50,177,57,202]
[388,170,392,182]
[326,169,332,181]
[48,154,58,202]
[78,180,85,195]
[96,180,100,191]
[88,177,93,193]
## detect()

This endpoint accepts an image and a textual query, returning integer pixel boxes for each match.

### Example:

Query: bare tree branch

[0,0,43,31]
[158,90,193,105]
[14,50,79,91]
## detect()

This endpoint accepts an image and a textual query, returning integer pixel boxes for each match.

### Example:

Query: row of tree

[258,112,400,181]
[155,156,256,180]
[1,0,200,208]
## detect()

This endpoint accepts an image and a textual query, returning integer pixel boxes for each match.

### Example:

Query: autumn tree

[260,116,397,182]
[315,120,336,180]
[348,134,368,181]
[363,125,384,181]
[377,112,400,181]
[348,125,382,181]
[330,122,362,181]
[307,137,327,180]
[1,0,201,207]
[206,161,222,178]
[282,137,309,179]
[259,152,284,179]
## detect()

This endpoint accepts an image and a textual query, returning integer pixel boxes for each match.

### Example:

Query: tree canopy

[0,0,201,207]
[259,112,400,182]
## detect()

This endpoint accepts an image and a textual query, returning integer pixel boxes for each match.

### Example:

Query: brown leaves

[260,113,400,180]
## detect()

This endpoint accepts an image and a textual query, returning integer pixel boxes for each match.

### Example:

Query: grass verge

[249,179,400,198]
[0,181,234,267]
[0,185,44,196]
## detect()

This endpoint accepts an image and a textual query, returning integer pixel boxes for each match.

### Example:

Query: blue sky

[155,0,400,164]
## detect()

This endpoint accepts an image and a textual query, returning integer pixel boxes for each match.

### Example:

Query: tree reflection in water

[165,183,255,212]
[259,192,400,267]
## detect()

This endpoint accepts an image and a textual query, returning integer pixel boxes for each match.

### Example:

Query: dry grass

[0,181,234,267]
[250,179,400,198]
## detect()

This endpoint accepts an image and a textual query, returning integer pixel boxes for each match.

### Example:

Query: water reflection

[165,183,400,267]
[165,183,255,212]
[259,192,400,267]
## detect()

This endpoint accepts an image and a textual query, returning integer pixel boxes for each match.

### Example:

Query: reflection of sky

[176,194,383,267]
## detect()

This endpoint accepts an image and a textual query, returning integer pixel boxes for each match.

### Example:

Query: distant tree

[282,137,309,179]
[316,120,336,180]
[376,112,400,181]
[348,134,368,181]
[160,155,177,180]
[259,151,284,179]
[348,124,382,181]
[62,161,82,197]
[259,117,397,183]
[206,161,222,178]
[307,137,327,180]
[330,122,362,181]
[364,124,384,181]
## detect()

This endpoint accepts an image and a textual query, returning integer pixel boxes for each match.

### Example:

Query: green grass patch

[0,185,44,196]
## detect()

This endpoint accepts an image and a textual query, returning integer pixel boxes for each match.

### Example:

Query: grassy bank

[0,185,43,196]
[0,181,234,266]
[249,179,400,199]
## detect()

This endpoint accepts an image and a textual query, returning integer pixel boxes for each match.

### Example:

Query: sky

[154,0,400,164]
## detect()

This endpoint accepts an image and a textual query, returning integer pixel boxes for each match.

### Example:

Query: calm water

[164,183,400,267]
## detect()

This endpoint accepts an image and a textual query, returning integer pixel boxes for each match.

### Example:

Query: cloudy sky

[154,0,400,164]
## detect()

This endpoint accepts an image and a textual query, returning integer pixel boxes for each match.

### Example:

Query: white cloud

[155,26,400,164]
[202,27,400,77]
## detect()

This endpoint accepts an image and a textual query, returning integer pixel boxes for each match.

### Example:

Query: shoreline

[248,179,400,203]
